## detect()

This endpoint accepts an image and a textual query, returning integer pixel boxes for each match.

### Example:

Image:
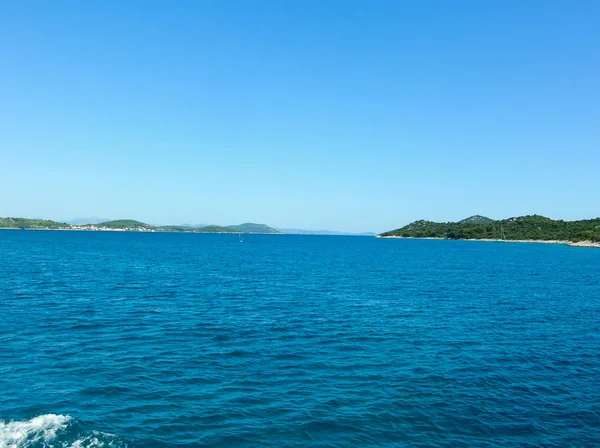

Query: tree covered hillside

[0,217,69,229]
[95,220,152,229]
[380,215,600,242]
[458,215,494,224]
[228,223,281,234]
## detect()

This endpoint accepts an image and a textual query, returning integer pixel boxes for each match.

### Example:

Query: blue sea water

[1,230,599,447]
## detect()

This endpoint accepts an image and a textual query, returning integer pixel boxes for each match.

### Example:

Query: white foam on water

[69,435,104,448]
[0,415,125,448]
[0,414,71,448]
[68,431,124,448]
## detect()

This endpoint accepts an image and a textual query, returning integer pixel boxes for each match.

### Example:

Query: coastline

[376,235,600,248]
[0,227,281,235]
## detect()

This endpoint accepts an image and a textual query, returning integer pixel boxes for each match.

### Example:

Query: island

[0,218,282,234]
[378,215,600,247]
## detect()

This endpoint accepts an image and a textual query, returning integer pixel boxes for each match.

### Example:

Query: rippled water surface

[1,231,599,447]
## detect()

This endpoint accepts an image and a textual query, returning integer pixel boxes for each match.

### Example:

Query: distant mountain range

[379,215,600,242]
[0,218,282,234]
[229,223,279,234]
[67,217,110,225]
[0,217,375,236]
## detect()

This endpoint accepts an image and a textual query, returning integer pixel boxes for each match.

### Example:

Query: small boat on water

[239,233,244,243]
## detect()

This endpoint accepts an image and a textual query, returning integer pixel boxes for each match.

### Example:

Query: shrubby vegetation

[0,217,69,229]
[96,220,151,229]
[228,223,281,234]
[380,215,600,242]
[458,215,494,224]
[192,225,239,233]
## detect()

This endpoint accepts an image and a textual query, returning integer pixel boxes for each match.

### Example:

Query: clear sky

[1,1,598,233]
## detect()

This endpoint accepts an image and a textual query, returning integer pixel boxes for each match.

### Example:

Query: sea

[1,230,599,447]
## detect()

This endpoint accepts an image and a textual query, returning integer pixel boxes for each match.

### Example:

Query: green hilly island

[95,220,150,229]
[380,215,600,242]
[0,217,70,229]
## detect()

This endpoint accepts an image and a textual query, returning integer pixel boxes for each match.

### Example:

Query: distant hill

[89,221,278,233]
[458,215,493,224]
[95,220,152,229]
[179,223,207,229]
[160,225,195,232]
[227,223,281,234]
[379,215,600,242]
[194,225,238,233]
[0,217,69,229]
[68,217,109,225]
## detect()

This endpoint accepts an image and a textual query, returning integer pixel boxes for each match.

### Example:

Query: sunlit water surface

[1,231,599,447]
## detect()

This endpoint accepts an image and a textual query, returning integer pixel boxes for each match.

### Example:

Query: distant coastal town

[69,224,157,232]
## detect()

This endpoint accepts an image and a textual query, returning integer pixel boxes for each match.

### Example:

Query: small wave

[0,414,129,448]
[0,414,70,448]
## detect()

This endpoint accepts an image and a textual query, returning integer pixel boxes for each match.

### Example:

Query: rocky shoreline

[376,235,600,248]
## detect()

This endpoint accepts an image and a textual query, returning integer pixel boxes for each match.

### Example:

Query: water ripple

[1,232,599,447]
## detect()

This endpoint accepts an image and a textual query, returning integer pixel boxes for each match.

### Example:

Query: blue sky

[1,1,598,233]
